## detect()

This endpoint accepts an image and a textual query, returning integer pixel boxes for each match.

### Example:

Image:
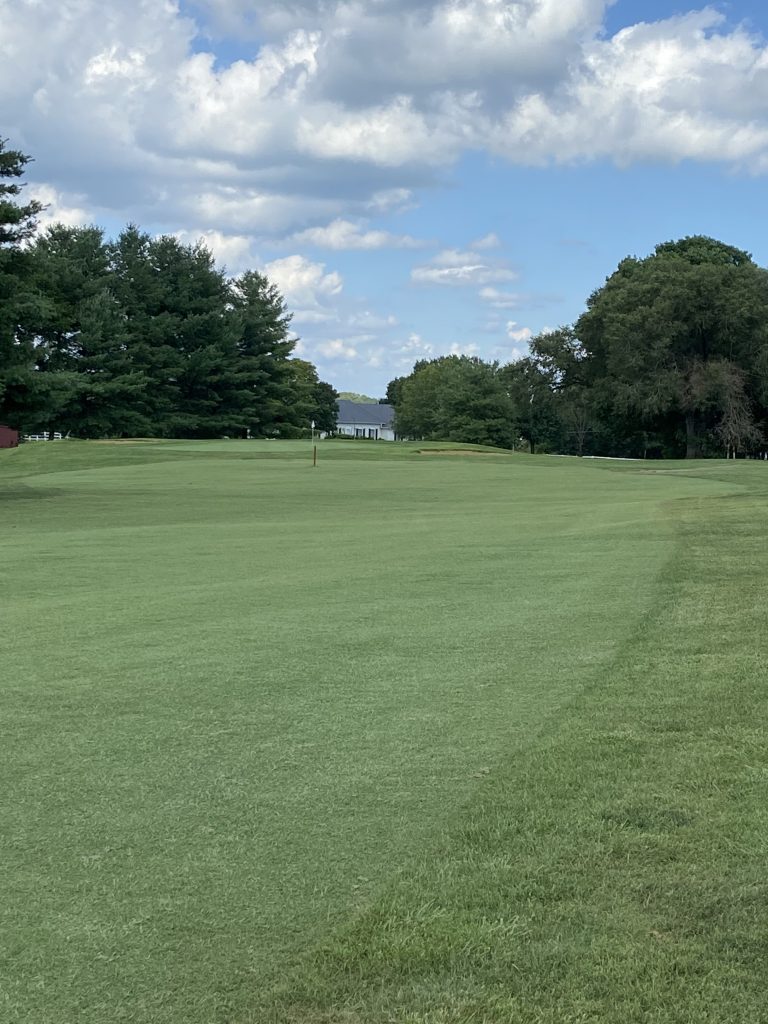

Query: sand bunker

[418,448,510,456]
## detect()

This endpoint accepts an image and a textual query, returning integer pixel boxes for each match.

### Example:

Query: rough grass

[1,441,765,1023]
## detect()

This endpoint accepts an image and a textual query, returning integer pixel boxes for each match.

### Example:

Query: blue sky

[4,0,768,396]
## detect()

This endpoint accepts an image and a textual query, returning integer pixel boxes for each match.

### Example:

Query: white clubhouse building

[335,400,396,441]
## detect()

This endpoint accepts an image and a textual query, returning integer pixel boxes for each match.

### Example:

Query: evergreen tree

[0,143,344,440]
[284,359,338,435]
[0,139,42,247]
[22,225,111,434]
[109,229,236,437]
[228,270,295,437]
[0,139,43,428]
[57,291,151,437]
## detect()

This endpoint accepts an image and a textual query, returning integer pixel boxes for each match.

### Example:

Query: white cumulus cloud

[262,254,342,308]
[290,218,425,250]
[479,286,521,308]
[471,232,502,249]
[174,229,257,274]
[27,184,92,231]
[317,338,359,359]
[6,0,768,251]
[348,311,399,329]
[506,321,533,343]
[412,249,518,286]
[366,188,415,213]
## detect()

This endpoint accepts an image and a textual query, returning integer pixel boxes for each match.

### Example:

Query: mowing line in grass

[261,478,768,1024]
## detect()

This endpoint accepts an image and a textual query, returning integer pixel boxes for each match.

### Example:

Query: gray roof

[336,400,395,428]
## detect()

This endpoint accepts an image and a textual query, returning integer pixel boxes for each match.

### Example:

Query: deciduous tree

[396,356,516,448]
[575,236,768,457]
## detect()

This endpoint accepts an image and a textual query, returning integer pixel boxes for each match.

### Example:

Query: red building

[0,425,19,449]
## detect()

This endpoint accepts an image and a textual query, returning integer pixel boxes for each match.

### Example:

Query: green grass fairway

[2,441,767,1023]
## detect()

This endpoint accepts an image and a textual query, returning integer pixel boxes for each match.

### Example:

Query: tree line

[6,136,768,457]
[0,139,337,439]
[387,235,768,458]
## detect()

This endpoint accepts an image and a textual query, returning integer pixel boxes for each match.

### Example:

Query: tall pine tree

[0,138,43,428]
[228,270,296,437]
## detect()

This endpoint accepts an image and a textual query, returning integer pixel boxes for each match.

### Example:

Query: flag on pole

[311,420,315,429]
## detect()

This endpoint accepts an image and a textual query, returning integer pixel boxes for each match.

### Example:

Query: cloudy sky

[4,1,768,395]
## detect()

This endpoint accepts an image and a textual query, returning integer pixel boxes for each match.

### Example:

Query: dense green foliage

[0,142,335,438]
[284,358,339,435]
[0,139,42,247]
[0,139,44,424]
[574,237,768,458]
[395,355,517,448]
[389,237,768,457]
[3,440,766,1022]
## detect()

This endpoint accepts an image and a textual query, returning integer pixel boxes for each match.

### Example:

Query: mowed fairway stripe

[264,471,768,1024]
[0,443,741,1023]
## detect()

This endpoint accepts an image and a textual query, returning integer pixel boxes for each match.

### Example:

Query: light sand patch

[418,448,511,457]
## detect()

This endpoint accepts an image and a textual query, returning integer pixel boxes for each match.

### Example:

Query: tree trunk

[685,412,699,459]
